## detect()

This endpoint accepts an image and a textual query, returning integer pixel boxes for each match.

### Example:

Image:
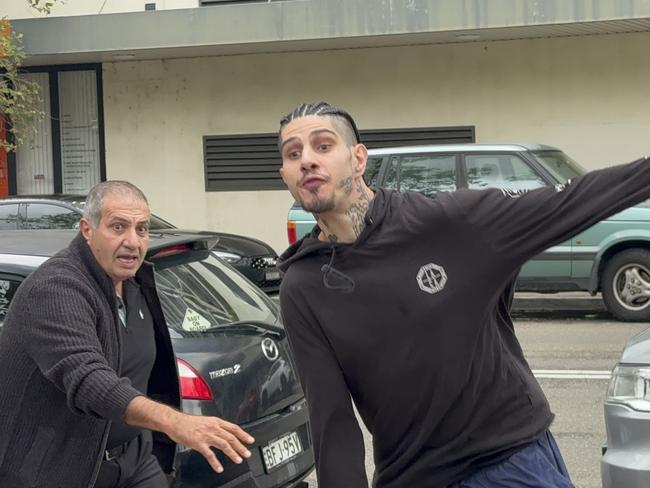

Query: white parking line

[532,369,611,380]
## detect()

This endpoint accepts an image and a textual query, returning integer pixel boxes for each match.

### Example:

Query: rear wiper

[203,320,285,338]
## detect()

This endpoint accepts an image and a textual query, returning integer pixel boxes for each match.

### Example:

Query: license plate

[265,270,280,281]
[261,431,303,471]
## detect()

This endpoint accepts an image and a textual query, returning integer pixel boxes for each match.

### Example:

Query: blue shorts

[448,431,575,488]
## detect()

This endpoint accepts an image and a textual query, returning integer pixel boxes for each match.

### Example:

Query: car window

[23,203,80,230]
[384,154,456,196]
[0,204,20,230]
[382,155,457,195]
[364,157,383,187]
[465,154,546,191]
[383,158,399,192]
[0,276,22,325]
[530,150,586,183]
[152,249,278,336]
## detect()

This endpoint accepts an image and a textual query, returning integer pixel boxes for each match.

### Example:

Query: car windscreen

[152,248,279,335]
[530,150,586,183]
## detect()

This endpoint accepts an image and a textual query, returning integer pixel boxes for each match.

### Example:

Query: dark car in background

[0,195,281,294]
[0,230,313,488]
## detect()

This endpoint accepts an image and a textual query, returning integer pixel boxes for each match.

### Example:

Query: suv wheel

[602,249,650,321]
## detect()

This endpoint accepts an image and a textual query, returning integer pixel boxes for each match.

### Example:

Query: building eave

[11,0,650,66]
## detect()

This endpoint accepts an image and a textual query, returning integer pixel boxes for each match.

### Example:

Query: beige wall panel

[103,32,650,253]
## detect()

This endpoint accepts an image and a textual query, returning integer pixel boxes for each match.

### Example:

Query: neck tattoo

[345,181,371,238]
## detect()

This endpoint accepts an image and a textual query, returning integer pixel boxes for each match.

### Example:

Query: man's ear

[79,218,93,241]
[279,166,287,184]
[352,143,369,177]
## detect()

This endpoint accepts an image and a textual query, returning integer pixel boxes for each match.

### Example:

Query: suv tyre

[602,249,650,321]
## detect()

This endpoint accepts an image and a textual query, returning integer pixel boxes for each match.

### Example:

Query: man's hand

[125,396,255,473]
[166,413,255,473]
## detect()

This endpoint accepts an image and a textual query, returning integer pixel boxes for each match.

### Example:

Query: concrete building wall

[103,32,650,254]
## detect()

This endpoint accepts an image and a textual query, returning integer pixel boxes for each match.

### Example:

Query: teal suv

[286,144,650,321]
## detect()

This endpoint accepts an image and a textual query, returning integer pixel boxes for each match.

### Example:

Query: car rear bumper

[601,402,650,488]
[172,398,314,488]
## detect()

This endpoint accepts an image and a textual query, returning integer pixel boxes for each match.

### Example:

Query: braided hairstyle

[278,102,361,148]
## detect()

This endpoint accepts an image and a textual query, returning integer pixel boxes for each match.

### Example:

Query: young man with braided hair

[276,101,650,487]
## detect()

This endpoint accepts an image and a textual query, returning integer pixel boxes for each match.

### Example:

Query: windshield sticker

[209,364,241,379]
[181,308,211,332]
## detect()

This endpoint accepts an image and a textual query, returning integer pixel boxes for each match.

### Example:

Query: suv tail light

[177,358,213,400]
[287,221,297,244]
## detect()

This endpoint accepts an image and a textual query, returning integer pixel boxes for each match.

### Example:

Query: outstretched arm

[451,155,650,272]
[281,287,369,488]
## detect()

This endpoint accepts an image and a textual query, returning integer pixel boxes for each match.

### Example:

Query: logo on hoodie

[417,263,447,295]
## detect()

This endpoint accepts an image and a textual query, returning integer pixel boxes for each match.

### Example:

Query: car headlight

[215,251,242,264]
[607,365,650,412]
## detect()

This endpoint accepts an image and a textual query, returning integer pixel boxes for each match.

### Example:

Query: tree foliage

[0,19,42,152]
[1,1,61,152]
[27,0,59,13]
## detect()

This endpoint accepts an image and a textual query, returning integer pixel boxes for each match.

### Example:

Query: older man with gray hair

[0,180,254,488]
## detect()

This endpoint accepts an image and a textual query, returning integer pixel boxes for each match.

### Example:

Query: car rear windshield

[530,150,586,183]
[152,248,278,335]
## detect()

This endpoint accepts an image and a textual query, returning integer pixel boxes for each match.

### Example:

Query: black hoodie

[279,156,650,488]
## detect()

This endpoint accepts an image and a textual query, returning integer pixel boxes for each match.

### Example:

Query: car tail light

[287,221,297,244]
[177,358,213,401]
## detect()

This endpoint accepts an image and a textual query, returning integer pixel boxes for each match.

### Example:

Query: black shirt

[106,279,157,449]
[279,156,650,488]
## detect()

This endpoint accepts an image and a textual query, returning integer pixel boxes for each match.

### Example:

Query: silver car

[602,329,650,486]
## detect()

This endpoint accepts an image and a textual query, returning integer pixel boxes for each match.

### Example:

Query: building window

[9,64,105,196]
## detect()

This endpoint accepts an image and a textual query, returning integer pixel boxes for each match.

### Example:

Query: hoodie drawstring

[321,246,355,293]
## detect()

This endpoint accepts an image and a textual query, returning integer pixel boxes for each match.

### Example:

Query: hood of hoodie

[278,187,389,272]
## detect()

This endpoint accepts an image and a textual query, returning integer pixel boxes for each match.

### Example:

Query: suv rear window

[384,154,457,196]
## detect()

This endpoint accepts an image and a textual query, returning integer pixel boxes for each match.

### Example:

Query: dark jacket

[0,233,180,488]
[278,156,650,488]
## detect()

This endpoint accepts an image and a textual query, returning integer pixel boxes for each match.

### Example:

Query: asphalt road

[301,295,649,488]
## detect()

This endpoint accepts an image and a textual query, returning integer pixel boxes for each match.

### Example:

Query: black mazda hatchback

[0,230,313,488]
